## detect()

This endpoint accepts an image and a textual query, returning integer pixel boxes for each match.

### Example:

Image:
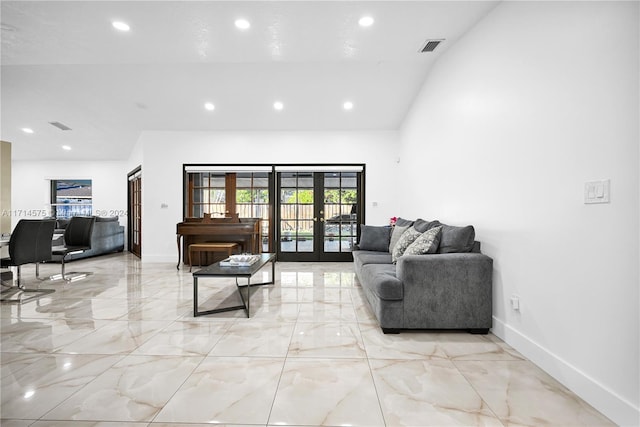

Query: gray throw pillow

[388,225,409,253]
[437,224,475,253]
[395,217,414,227]
[413,218,442,233]
[358,225,391,252]
[403,226,442,256]
[391,226,422,263]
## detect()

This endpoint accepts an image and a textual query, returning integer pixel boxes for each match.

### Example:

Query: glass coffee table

[191,253,276,317]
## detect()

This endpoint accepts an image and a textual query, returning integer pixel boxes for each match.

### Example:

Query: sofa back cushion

[358,225,391,252]
[395,217,415,227]
[95,216,119,223]
[413,218,442,233]
[437,224,476,253]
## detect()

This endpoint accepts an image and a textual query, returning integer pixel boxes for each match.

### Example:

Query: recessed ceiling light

[204,102,215,111]
[62,145,72,151]
[358,16,374,27]
[112,21,130,32]
[343,101,354,111]
[273,101,284,111]
[235,19,251,30]
[21,127,34,134]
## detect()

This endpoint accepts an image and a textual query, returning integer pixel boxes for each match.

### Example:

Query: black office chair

[51,216,96,281]
[1,219,56,303]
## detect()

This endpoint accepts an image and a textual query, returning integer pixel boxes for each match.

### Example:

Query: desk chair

[0,219,56,303]
[51,216,96,281]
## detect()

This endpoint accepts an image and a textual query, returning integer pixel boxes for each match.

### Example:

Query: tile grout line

[265,265,300,427]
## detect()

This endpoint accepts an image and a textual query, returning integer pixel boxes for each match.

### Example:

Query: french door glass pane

[191,173,225,217]
[280,172,314,253]
[323,172,357,253]
[235,172,270,252]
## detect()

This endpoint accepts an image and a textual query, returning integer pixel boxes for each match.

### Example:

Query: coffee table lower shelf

[192,253,276,317]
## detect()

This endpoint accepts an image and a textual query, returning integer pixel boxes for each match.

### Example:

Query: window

[50,179,92,218]
[185,167,273,252]
[188,173,226,217]
[236,172,271,250]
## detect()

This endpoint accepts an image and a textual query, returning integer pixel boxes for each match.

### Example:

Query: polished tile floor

[1,253,614,426]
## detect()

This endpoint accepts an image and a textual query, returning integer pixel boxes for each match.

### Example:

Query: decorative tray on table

[219,254,260,267]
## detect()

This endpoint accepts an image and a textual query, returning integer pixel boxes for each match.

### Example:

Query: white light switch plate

[584,180,610,204]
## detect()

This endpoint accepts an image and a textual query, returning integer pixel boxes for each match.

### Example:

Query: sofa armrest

[396,253,493,329]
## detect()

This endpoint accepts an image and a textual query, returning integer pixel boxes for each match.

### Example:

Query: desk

[1,239,11,283]
[1,233,62,246]
[0,236,9,261]
[192,253,275,317]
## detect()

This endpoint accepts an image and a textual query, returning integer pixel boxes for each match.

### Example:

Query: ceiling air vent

[49,121,72,131]
[420,39,444,53]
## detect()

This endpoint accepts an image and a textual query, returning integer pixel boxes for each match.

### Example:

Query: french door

[127,167,142,258]
[276,167,364,262]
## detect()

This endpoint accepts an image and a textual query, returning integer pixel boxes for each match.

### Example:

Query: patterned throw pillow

[391,226,422,263]
[403,226,443,257]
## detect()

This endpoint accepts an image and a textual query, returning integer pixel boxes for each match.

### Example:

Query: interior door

[128,167,142,258]
[277,168,363,262]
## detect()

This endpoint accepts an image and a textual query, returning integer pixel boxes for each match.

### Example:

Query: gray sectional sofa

[353,217,493,334]
[51,216,125,261]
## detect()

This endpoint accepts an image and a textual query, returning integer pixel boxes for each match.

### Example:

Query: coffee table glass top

[192,253,275,277]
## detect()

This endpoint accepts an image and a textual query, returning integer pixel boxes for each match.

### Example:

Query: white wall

[398,1,639,425]
[126,137,144,175]
[138,130,399,262]
[11,160,128,229]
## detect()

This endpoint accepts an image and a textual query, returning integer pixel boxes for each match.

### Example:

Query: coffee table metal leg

[193,256,276,318]
[193,276,198,316]
[247,277,251,316]
[271,259,275,283]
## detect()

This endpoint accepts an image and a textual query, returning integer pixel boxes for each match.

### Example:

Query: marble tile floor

[1,253,615,426]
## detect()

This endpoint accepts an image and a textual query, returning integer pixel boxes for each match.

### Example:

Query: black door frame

[181,163,365,262]
[127,166,142,258]
[275,165,365,262]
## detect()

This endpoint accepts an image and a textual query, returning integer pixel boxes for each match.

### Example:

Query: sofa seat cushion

[360,264,403,301]
[353,250,393,271]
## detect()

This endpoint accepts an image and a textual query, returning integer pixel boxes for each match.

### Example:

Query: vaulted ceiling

[1,1,499,160]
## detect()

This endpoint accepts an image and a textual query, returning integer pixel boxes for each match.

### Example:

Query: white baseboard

[141,255,178,264]
[492,316,639,427]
